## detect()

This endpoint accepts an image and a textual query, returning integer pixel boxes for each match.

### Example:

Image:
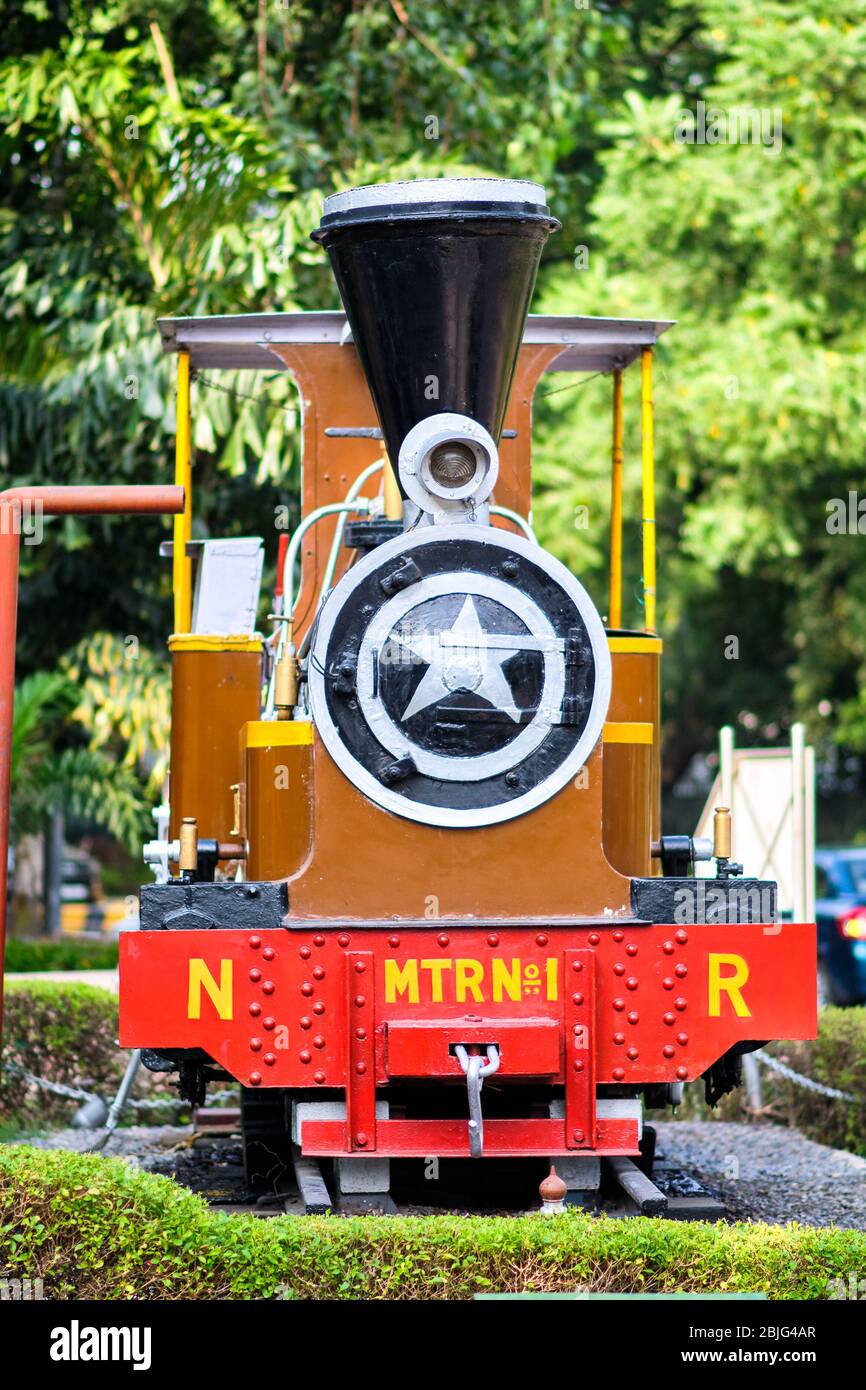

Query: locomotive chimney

[312,178,560,501]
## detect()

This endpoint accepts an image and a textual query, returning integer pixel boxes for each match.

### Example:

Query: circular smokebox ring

[308,524,611,829]
[399,413,499,515]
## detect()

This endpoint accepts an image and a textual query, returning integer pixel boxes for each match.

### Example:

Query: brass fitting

[179,816,198,874]
[230,781,247,840]
[275,625,299,720]
[713,806,732,861]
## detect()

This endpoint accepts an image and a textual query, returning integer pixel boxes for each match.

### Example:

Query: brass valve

[178,816,198,874]
[275,623,299,720]
[713,806,732,860]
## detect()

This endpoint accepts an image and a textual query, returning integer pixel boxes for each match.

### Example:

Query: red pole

[0,485,184,1056]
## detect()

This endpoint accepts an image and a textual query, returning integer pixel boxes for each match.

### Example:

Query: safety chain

[5,1063,237,1110]
[753,1050,864,1105]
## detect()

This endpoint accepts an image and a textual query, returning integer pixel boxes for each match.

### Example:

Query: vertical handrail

[0,485,184,1058]
[640,347,656,632]
[173,350,193,633]
[609,368,624,629]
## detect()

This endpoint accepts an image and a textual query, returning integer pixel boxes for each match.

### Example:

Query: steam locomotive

[116,177,816,1207]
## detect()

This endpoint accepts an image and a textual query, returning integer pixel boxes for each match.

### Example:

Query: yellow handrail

[609,368,624,629]
[640,347,656,632]
[173,350,193,632]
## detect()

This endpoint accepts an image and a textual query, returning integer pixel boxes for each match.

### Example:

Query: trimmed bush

[4,936,119,973]
[0,1145,864,1300]
[0,980,122,1125]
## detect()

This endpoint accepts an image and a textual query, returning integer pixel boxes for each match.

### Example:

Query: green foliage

[4,936,119,973]
[1,1143,863,1298]
[0,980,122,1125]
[762,1008,866,1155]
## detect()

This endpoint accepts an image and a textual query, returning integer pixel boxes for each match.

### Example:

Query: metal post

[791,722,805,923]
[640,348,656,632]
[0,485,184,1057]
[173,350,193,633]
[609,369,624,629]
[719,724,735,862]
[804,743,816,922]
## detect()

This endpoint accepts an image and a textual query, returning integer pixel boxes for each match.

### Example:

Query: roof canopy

[157,311,674,375]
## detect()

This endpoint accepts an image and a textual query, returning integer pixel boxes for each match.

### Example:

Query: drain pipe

[0,485,185,1057]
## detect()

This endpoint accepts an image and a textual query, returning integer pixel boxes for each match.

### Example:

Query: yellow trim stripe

[169,634,263,653]
[603,721,654,745]
[607,636,663,655]
[243,721,314,748]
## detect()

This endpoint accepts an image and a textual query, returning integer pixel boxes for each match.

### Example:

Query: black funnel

[313,178,559,483]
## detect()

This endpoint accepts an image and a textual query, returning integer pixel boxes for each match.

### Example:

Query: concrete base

[335,1156,392,1195]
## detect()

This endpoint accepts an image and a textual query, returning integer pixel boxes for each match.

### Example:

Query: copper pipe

[0,484,184,1058]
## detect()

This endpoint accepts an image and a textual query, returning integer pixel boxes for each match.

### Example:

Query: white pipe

[489,505,537,543]
[319,458,385,603]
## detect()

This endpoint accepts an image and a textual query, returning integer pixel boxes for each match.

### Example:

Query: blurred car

[815,848,866,1005]
[60,849,138,936]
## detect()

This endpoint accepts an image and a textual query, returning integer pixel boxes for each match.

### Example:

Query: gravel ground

[654,1121,866,1230]
[15,1119,866,1228]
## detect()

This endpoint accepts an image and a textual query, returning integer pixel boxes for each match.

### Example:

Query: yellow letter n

[188,959,233,1020]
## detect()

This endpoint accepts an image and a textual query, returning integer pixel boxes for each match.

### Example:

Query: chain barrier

[753,1050,863,1105]
[4,1063,237,1111]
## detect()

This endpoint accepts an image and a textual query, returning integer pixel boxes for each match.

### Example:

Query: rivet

[675,929,688,944]
[249,1002,262,1017]
[627,1047,639,1060]
[613,1032,625,1045]
[675,997,688,1011]
[338,934,351,947]
[572,992,584,1006]
[626,944,638,957]
[677,1032,689,1046]
[536,933,548,946]
[355,1028,367,1041]
[663,1012,676,1026]
[313,1002,325,1015]
[355,1062,367,1075]
[263,947,275,962]
[314,1071,326,1084]
[662,977,675,990]
[264,1053,276,1066]
[249,936,262,950]
[613,930,624,942]
[662,1045,675,1058]
[300,1016,312,1030]
[612,998,625,1011]
[262,981,275,995]
[313,1035,326,1049]
[249,1072,262,1086]
[662,940,675,955]
[313,965,326,980]
[355,995,366,1007]
[301,982,314,996]
[354,1132,368,1147]
[572,960,583,973]
[249,968,262,983]
[614,963,625,976]
[354,961,366,974]
[487,934,499,947]
[612,1068,625,1081]
[676,1066,688,1080]
[573,1130,585,1143]
[627,1011,639,1025]
[626,977,638,991]
[573,1060,583,1072]
[437,934,449,947]
[675,963,688,978]
[388,935,400,948]
[299,1050,312,1064]
[299,947,311,960]
[250,1038,262,1051]
[588,932,600,945]
[263,1017,275,1031]
[314,934,326,947]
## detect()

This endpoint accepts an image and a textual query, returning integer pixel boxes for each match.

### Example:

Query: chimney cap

[316,177,559,236]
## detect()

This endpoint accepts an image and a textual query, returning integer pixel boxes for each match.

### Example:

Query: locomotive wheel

[240,1087,292,1192]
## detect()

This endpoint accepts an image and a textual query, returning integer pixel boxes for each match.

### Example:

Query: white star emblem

[394,595,522,723]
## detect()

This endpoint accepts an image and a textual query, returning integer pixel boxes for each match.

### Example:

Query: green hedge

[0,980,122,1125]
[4,937,119,972]
[1,1145,863,1300]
